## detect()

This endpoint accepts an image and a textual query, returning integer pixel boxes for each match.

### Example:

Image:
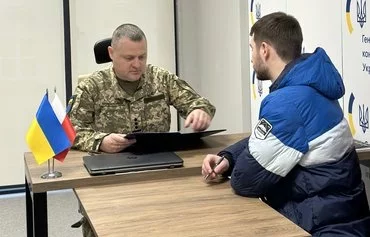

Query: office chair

[93,38,112,64]
[77,38,112,83]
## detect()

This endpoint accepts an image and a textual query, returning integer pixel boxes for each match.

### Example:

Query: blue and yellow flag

[26,94,72,164]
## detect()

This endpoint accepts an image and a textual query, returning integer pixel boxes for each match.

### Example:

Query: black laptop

[83,152,184,176]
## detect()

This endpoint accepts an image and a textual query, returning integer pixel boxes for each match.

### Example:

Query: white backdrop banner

[248,0,348,136]
[342,0,370,142]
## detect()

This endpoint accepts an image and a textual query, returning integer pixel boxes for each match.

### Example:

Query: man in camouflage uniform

[69,23,215,236]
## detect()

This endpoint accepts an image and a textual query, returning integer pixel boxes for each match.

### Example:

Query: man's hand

[184,109,211,131]
[99,133,136,153]
[202,154,229,182]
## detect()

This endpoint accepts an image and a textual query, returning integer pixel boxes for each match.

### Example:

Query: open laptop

[83,152,184,176]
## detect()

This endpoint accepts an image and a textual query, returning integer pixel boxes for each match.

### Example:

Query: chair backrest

[94,38,112,64]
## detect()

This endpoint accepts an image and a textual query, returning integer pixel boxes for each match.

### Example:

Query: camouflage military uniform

[69,64,215,152]
[70,64,215,236]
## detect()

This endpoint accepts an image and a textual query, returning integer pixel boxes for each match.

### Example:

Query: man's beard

[255,66,271,81]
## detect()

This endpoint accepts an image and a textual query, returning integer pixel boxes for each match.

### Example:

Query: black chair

[93,38,112,64]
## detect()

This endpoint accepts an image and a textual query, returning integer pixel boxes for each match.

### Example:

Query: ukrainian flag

[26,94,72,164]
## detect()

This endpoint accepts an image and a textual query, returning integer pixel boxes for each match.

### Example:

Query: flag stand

[41,159,62,179]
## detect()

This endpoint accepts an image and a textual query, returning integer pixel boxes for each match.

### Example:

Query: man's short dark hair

[250,12,303,62]
[111,23,146,46]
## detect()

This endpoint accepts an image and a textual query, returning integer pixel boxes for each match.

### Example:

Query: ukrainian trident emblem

[357,0,367,28]
[257,80,263,97]
[359,104,369,133]
[255,3,262,20]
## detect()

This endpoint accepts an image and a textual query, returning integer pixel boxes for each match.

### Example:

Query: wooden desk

[74,176,310,237]
[357,147,370,160]
[24,133,246,237]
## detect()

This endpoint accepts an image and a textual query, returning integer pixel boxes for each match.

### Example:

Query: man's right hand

[202,154,229,182]
[99,133,136,153]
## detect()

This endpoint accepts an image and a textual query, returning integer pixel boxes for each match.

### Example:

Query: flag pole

[41,87,63,179]
[41,158,62,179]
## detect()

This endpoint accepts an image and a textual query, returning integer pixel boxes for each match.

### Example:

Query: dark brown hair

[250,12,303,62]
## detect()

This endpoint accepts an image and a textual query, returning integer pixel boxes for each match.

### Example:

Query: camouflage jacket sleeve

[150,66,216,119]
[68,76,108,152]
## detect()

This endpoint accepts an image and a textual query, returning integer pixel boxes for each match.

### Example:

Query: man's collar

[269,54,311,92]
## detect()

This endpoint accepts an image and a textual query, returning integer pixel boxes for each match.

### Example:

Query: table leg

[25,177,33,237]
[25,177,48,237]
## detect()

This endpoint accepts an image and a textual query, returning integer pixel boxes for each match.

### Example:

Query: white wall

[0,0,253,187]
[70,0,176,90]
[70,0,178,131]
[3,0,363,187]
[0,0,176,187]
[0,0,65,186]
[176,0,251,134]
[287,0,343,73]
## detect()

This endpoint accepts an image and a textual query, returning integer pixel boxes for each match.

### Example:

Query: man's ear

[259,42,270,61]
[108,46,114,61]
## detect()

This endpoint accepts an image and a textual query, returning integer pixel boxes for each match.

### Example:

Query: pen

[204,156,225,180]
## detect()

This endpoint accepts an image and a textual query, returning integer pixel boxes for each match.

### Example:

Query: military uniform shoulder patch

[254,118,272,140]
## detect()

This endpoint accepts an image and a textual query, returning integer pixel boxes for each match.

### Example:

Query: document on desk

[125,129,226,140]
[124,129,226,152]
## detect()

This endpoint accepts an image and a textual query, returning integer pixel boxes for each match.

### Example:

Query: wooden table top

[24,133,247,193]
[74,176,310,237]
[357,147,370,160]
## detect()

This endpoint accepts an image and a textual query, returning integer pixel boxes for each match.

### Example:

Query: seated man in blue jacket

[202,12,370,237]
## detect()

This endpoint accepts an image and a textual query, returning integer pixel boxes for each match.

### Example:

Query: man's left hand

[184,109,211,131]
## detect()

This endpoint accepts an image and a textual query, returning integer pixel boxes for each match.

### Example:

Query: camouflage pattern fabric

[78,204,95,237]
[82,218,95,237]
[69,64,216,152]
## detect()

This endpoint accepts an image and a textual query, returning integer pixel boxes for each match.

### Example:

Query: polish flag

[51,94,76,162]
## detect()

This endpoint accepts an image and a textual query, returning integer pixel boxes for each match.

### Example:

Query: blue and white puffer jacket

[220,48,370,236]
